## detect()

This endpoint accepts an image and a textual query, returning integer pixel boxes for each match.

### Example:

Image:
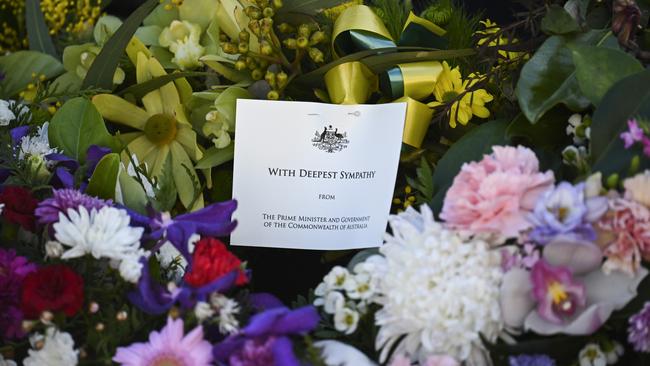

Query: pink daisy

[113,317,213,366]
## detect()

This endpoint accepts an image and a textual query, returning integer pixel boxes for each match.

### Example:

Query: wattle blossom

[440,145,554,242]
[598,197,650,276]
[213,306,319,366]
[530,260,586,324]
[628,301,650,352]
[528,182,607,244]
[113,317,213,366]
[36,189,111,225]
[0,249,36,339]
[373,205,503,363]
[509,354,556,366]
[620,119,644,148]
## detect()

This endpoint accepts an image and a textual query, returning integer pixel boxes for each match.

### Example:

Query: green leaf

[152,154,177,212]
[134,25,163,46]
[430,119,510,214]
[541,5,580,35]
[279,0,349,15]
[25,0,57,57]
[195,144,235,170]
[590,69,650,176]
[86,153,120,200]
[572,45,643,105]
[118,170,149,214]
[515,31,609,123]
[117,71,209,99]
[0,51,64,98]
[49,97,118,162]
[82,0,158,89]
[506,108,572,148]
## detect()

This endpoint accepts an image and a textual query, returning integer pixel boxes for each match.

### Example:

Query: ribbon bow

[324,5,447,148]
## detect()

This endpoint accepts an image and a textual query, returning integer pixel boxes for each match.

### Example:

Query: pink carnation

[440,145,554,240]
[599,197,650,276]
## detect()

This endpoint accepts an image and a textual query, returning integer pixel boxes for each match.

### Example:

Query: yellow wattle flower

[428,61,493,128]
[92,52,203,210]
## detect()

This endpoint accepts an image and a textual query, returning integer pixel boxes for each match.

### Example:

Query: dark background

[106,0,523,303]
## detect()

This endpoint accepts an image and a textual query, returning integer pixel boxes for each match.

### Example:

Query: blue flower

[509,354,556,366]
[528,182,607,244]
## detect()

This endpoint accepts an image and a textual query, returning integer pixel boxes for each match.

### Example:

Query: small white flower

[194,301,215,322]
[53,206,144,261]
[323,291,345,314]
[159,20,205,70]
[0,354,17,366]
[210,293,240,334]
[44,241,64,259]
[315,340,377,366]
[604,341,624,365]
[23,327,78,366]
[314,282,329,298]
[118,254,144,283]
[323,266,352,290]
[19,122,58,160]
[0,99,16,126]
[345,272,375,301]
[334,307,359,335]
[579,343,607,366]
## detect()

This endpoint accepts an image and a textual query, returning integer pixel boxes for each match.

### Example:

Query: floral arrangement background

[1,0,650,365]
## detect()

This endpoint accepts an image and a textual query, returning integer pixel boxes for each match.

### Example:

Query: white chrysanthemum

[19,122,58,160]
[0,100,16,126]
[23,328,78,366]
[210,293,240,335]
[53,206,144,261]
[373,205,503,363]
[118,254,145,283]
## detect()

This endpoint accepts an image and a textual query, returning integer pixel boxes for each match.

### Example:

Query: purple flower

[643,136,650,157]
[35,188,111,225]
[528,182,607,244]
[213,306,319,366]
[621,119,644,148]
[0,249,36,340]
[509,354,556,366]
[628,301,650,352]
[531,259,587,324]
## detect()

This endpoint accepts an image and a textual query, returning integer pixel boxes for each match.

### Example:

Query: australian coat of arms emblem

[312,125,349,153]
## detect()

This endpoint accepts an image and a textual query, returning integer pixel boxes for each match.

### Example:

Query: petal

[126,135,157,165]
[147,56,181,116]
[543,236,603,275]
[176,126,201,160]
[271,306,320,335]
[499,268,535,329]
[137,53,164,115]
[146,143,170,178]
[92,94,148,130]
[272,337,301,366]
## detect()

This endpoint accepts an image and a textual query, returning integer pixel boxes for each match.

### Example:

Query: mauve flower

[598,197,650,276]
[628,301,650,352]
[0,249,36,340]
[620,119,644,148]
[528,182,607,244]
[441,145,554,241]
[113,317,213,366]
[612,0,641,46]
[531,260,586,324]
[624,171,650,208]
[35,189,111,225]
[213,306,319,366]
[509,354,556,366]
[500,236,647,335]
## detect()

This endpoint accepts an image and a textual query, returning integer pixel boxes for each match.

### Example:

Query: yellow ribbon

[324,5,445,148]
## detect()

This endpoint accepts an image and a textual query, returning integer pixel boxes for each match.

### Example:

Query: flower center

[442,90,459,102]
[548,281,568,304]
[556,206,570,222]
[144,114,178,145]
[150,355,184,366]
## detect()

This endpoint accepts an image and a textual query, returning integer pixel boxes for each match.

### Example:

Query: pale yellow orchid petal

[126,135,158,163]
[147,56,182,115]
[170,141,201,209]
[92,94,149,130]
[117,132,143,146]
[176,126,202,161]
[173,103,190,125]
[145,143,170,178]
[136,53,164,115]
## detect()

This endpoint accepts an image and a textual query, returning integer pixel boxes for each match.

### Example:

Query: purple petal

[243,307,288,337]
[10,126,29,145]
[249,293,285,312]
[500,268,535,329]
[127,258,175,314]
[52,167,75,189]
[46,153,79,171]
[272,336,301,366]
[85,145,112,177]
[543,236,603,275]
[271,306,319,335]
[193,270,238,298]
[213,337,246,362]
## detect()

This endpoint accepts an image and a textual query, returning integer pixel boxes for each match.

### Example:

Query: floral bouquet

[1,0,650,365]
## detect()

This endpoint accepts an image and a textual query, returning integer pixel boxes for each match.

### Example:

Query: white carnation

[210,293,240,335]
[118,254,145,283]
[373,205,503,363]
[23,328,78,366]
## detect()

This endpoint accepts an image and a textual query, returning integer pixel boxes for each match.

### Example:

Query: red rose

[21,265,84,318]
[184,237,248,288]
[0,186,38,231]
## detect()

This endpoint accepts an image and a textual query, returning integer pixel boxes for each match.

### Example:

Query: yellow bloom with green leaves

[92,52,203,210]
[476,19,528,62]
[428,61,493,128]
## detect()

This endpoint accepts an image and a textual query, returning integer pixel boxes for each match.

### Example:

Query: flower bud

[606,173,619,189]
[296,36,309,49]
[629,155,641,175]
[308,47,324,62]
[276,71,288,89]
[238,30,250,43]
[273,0,282,8]
[116,310,128,321]
[267,90,280,100]
[95,322,105,331]
[45,240,64,259]
[245,6,261,19]
[222,42,238,54]
[298,24,311,38]
[40,311,54,324]
[263,7,274,18]
[251,68,264,80]
[235,60,247,71]
[88,302,100,313]
[260,41,273,55]
[310,30,327,45]
[283,38,297,49]
[248,20,261,35]
[278,22,294,33]
[265,71,276,87]
[238,42,249,54]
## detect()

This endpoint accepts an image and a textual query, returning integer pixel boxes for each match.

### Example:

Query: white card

[231,100,406,250]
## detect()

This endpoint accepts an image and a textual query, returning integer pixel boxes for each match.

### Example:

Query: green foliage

[82,0,159,89]
[420,0,482,50]
[506,108,572,149]
[572,45,643,105]
[515,31,609,124]
[48,97,118,162]
[430,119,510,214]
[152,155,178,212]
[541,5,580,35]
[370,0,410,41]
[405,157,435,205]
[279,0,351,16]
[86,153,120,199]
[195,144,235,170]
[590,70,650,177]
[25,0,57,57]
[0,51,64,99]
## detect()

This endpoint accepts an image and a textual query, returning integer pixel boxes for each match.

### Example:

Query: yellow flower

[92,52,203,210]
[476,19,527,62]
[428,61,493,128]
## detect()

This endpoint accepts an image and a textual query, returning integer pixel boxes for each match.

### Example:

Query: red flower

[184,237,248,288]
[21,265,84,318]
[0,186,38,231]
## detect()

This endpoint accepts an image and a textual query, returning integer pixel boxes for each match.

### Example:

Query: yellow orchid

[92,52,203,210]
[428,61,493,128]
